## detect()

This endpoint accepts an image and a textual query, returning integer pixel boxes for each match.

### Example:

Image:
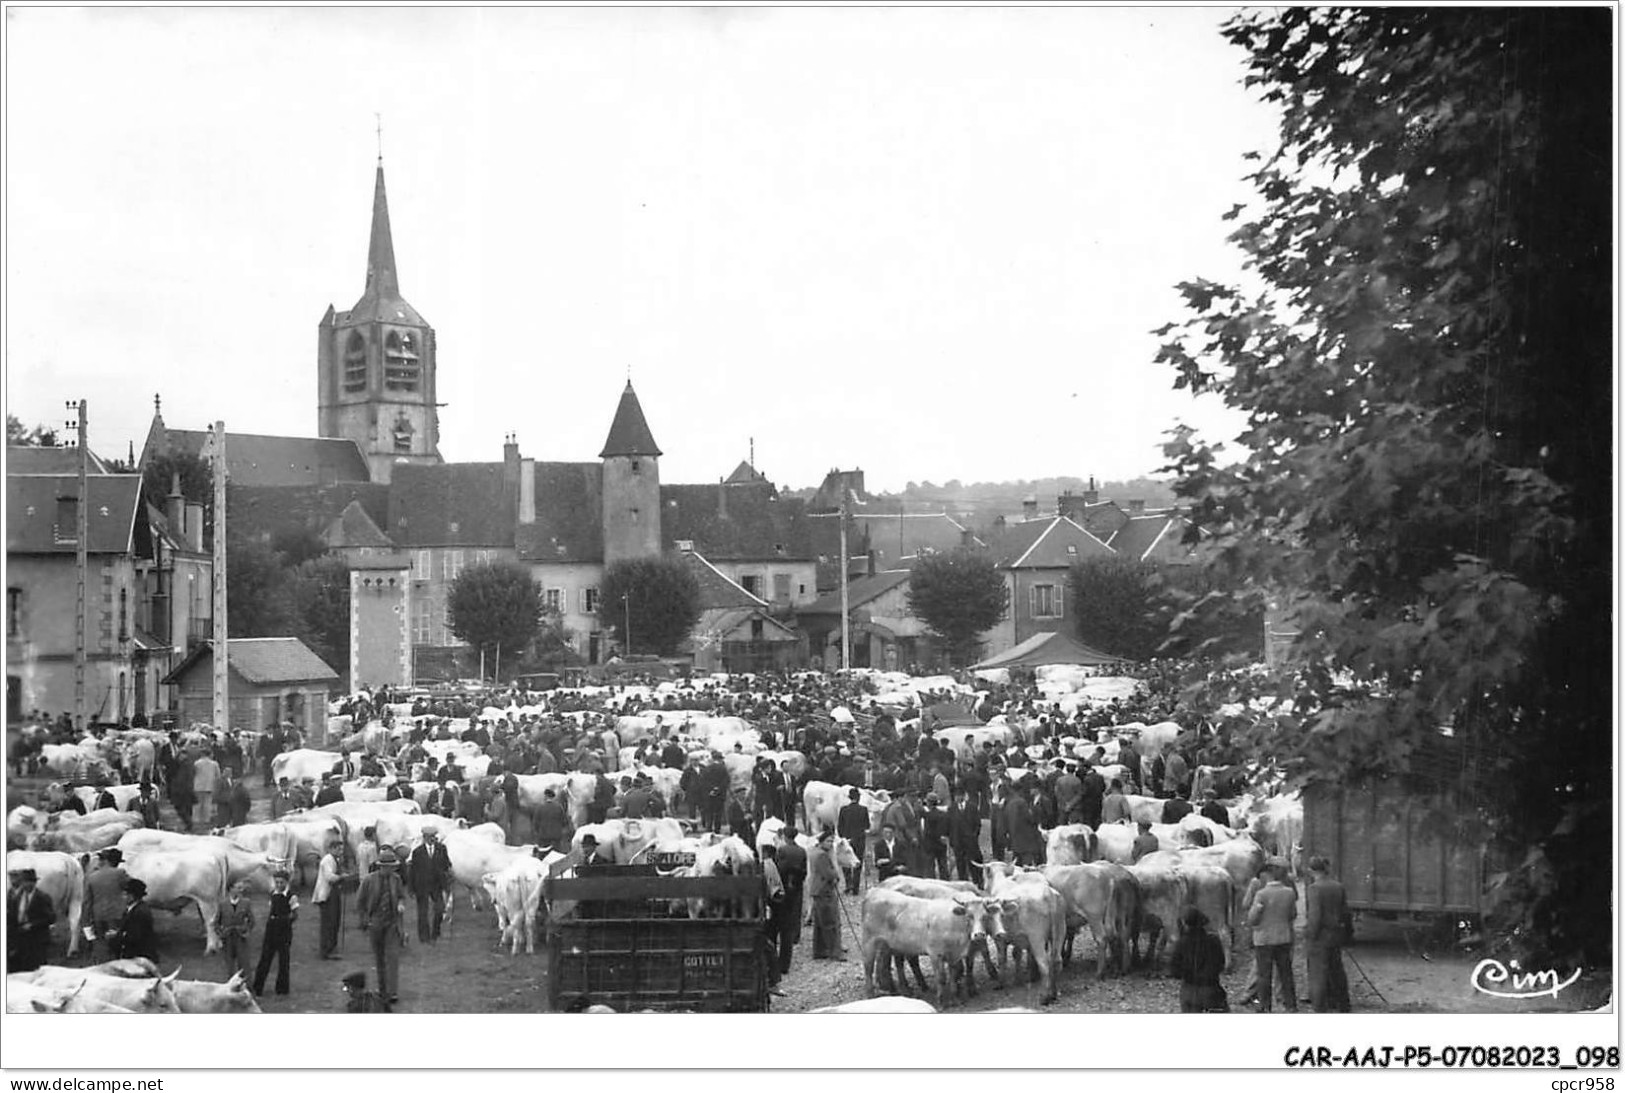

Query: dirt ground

[7,767,1610,1015]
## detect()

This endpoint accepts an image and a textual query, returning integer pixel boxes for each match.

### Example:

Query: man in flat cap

[7,866,57,971]
[357,846,406,1006]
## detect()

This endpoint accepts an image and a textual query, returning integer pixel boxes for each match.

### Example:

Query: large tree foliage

[1157,10,1610,966]
[1068,556,1161,661]
[6,415,60,447]
[225,531,296,638]
[447,561,544,670]
[906,548,1008,667]
[140,450,214,547]
[285,555,351,675]
[599,557,702,658]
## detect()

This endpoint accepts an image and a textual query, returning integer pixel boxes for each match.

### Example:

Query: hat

[341,971,368,990]
[98,848,124,866]
[273,868,292,881]
[816,827,834,843]
[11,867,37,882]
[124,878,148,897]
[376,848,400,867]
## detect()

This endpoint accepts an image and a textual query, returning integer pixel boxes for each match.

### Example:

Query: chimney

[1128,498,1146,515]
[1022,495,1038,522]
[717,480,728,520]
[1083,477,1099,505]
[676,539,694,553]
[503,434,520,496]
[519,458,536,525]
[185,502,205,552]
[165,474,185,539]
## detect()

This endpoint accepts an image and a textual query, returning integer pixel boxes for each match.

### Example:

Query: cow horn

[161,967,181,984]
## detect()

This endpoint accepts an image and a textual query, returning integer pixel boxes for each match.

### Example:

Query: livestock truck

[1300,777,1493,944]
[544,860,771,1013]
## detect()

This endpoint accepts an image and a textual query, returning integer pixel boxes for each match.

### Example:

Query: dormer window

[384,331,420,393]
[343,331,367,393]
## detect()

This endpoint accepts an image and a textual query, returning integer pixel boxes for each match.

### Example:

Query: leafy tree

[225,531,295,638]
[1068,556,1161,661]
[447,561,544,671]
[1156,9,1609,966]
[6,415,60,447]
[906,548,1008,667]
[285,555,351,675]
[140,450,214,546]
[599,557,702,658]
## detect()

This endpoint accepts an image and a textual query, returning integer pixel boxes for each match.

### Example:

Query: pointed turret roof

[599,382,662,458]
[348,163,425,326]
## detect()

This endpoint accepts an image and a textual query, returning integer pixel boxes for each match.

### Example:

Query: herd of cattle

[7,671,1307,1014]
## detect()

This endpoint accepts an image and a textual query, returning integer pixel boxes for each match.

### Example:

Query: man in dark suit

[1078,762,1106,828]
[836,787,870,894]
[775,827,808,977]
[1304,856,1351,1012]
[7,867,57,971]
[774,760,799,825]
[407,829,452,943]
[433,781,459,819]
[874,823,905,881]
[314,774,345,808]
[1199,790,1231,827]
[533,789,571,853]
[949,789,984,883]
[113,878,158,963]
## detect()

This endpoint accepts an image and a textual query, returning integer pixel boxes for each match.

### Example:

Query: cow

[754,817,860,873]
[8,805,49,846]
[5,850,85,956]
[1247,793,1304,875]
[810,997,938,1014]
[1042,862,1139,977]
[39,743,109,781]
[116,830,283,895]
[569,817,687,864]
[70,784,145,813]
[513,772,571,812]
[979,862,1066,1006]
[439,829,535,913]
[929,726,1012,763]
[678,836,758,919]
[1092,822,1138,865]
[372,813,469,859]
[33,820,141,854]
[270,748,346,787]
[877,875,1002,992]
[858,887,1005,1009]
[171,971,263,1013]
[803,781,892,836]
[121,736,158,784]
[1138,850,1236,965]
[278,812,352,884]
[11,966,182,1013]
[8,979,136,1013]
[1124,857,1189,973]
[482,852,563,955]
[1121,794,1170,826]
[1044,824,1098,866]
[216,822,300,869]
[340,779,391,803]
[1167,835,1267,929]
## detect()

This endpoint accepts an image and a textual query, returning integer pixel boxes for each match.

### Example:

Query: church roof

[388,462,513,547]
[157,428,371,488]
[345,163,426,327]
[599,382,662,458]
[230,483,391,547]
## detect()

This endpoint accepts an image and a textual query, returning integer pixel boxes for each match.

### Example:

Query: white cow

[121,847,234,953]
[270,748,344,786]
[14,966,182,1012]
[70,784,145,812]
[802,781,892,835]
[482,852,559,955]
[117,830,284,894]
[570,817,687,863]
[5,850,86,956]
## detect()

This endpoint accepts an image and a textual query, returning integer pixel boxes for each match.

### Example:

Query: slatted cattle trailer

[544,868,770,1013]
[1300,778,1491,941]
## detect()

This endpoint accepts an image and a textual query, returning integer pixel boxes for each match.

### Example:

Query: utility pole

[839,488,851,673]
[623,594,632,657]
[68,400,88,731]
[211,421,229,731]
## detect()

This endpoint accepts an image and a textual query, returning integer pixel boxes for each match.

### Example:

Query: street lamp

[622,594,632,657]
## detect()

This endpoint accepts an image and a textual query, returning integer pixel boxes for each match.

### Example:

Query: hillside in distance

[782,476,1179,530]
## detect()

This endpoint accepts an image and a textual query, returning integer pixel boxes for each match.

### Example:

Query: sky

[5,6,1279,494]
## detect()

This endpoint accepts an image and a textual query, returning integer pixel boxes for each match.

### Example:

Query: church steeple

[317,154,439,484]
[364,163,399,301]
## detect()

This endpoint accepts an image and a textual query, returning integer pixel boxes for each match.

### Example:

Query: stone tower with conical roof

[317,159,441,484]
[600,381,663,566]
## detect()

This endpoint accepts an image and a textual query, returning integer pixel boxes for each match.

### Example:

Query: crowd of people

[9,661,1353,1012]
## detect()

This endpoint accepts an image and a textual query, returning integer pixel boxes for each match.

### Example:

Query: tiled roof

[679,549,768,611]
[851,512,982,569]
[231,483,391,547]
[599,382,662,458]
[7,474,143,554]
[389,462,513,547]
[325,499,395,549]
[163,637,339,687]
[660,482,818,561]
[991,516,1114,568]
[6,446,109,475]
[160,429,371,487]
[516,462,603,563]
[725,461,766,485]
[1075,501,1129,539]
[1109,514,1190,562]
[801,569,913,615]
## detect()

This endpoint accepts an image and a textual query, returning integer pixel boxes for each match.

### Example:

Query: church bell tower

[317,157,442,484]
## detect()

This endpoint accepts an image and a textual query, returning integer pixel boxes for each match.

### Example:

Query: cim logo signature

[1471,958,1581,1000]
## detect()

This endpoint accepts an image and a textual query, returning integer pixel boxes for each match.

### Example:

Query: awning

[971,630,1126,671]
